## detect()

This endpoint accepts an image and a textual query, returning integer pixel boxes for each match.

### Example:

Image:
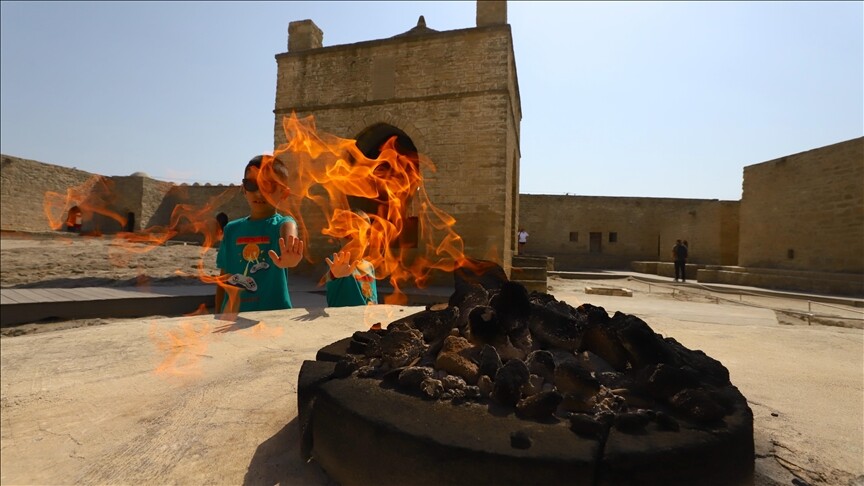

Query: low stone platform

[1,281,861,485]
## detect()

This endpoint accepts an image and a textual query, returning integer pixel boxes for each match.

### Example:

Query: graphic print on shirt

[227,236,272,292]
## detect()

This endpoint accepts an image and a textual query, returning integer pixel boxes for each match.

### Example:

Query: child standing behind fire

[323,210,378,307]
[215,155,305,314]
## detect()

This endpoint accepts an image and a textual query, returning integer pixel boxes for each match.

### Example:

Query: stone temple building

[273,1,521,284]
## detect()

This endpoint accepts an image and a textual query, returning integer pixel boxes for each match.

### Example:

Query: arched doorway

[65,206,82,232]
[352,123,420,248]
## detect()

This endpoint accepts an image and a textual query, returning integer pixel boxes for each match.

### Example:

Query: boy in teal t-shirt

[215,155,304,314]
[324,250,378,307]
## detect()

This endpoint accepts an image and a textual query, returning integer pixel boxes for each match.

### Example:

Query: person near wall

[517,228,529,255]
[215,155,304,314]
[324,210,378,307]
[672,239,689,282]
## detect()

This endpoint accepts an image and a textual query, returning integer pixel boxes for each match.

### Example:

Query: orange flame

[257,113,487,304]
[149,320,214,378]
[43,175,126,232]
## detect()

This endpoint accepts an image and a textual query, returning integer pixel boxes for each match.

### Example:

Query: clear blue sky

[1,1,861,201]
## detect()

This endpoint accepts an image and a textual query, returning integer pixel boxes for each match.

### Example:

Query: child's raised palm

[326,251,359,279]
[269,235,304,268]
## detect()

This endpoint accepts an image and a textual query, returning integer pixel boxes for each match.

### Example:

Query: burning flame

[149,320,214,378]
[256,113,487,304]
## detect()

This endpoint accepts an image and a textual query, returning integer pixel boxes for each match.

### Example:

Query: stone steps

[511,255,553,294]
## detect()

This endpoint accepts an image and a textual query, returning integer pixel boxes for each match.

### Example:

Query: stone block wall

[739,137,864,273]
[273,24,521,283]
[518,195,739,270]
[0,154,247,241]
[1,155,100,233]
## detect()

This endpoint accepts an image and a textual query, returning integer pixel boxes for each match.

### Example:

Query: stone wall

[273,23,521,282]
[518,194,739,270]
[1,155,101,233]
[739,137,864,274]
[0,154,247,240]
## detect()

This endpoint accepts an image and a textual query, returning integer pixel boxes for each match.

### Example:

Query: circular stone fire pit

[298,280,754,486]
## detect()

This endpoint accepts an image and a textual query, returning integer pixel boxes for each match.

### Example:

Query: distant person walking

[672,239,688,282]
[517,228,529,255]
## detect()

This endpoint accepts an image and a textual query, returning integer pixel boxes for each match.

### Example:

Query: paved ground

[1,276,862,486]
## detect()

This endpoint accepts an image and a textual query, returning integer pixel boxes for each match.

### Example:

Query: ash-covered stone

[435,335,480,384]
[356,365,377,378]
[442,374,467,391]
[421,377,444,400]
[380,328,426,369]
[398,366,435,391]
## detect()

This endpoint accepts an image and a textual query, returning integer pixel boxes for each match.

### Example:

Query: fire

[256,113,485,304]
[149,320,214,378]
[43,175,125,232]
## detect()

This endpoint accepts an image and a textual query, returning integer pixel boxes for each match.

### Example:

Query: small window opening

[569,232,579,242]
[609,232,618,243]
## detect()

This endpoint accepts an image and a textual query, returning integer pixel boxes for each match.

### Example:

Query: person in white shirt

[517,228,529,255]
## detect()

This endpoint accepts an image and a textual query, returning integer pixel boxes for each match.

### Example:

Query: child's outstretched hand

[269,235,304,268]
[326,251,359,279]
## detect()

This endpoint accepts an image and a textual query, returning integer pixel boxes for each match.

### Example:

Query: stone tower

[273,0,521,287]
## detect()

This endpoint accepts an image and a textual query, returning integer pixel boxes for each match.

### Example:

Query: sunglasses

[242,178,277,193]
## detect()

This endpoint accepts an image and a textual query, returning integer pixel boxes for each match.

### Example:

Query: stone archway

[351,123,420,248]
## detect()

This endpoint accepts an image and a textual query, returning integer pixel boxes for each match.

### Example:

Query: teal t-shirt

[216,214,295,312]
[325,260,378,307]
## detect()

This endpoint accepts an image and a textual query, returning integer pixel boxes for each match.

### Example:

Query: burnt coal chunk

[478,344,503,378]
[611,312,677,369]
[664,337,732,386]
[669,388,729,423]
[614,411,651,434]
[580,324,630,371]
[579,303,611,326]
[516,390,563,421]
[490,281,532,322]
[454,259,509,294]
[569,413,608,439]
[647,363,700,399]
[397,366,435,392]
[493,359,530,408]
[468,306,504,344]
[411,305,459,345]
[349,330,382,356]
[526,350,556,383]
[333,355,360,378]
[528,303,585,351]
[554,360,600,396]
